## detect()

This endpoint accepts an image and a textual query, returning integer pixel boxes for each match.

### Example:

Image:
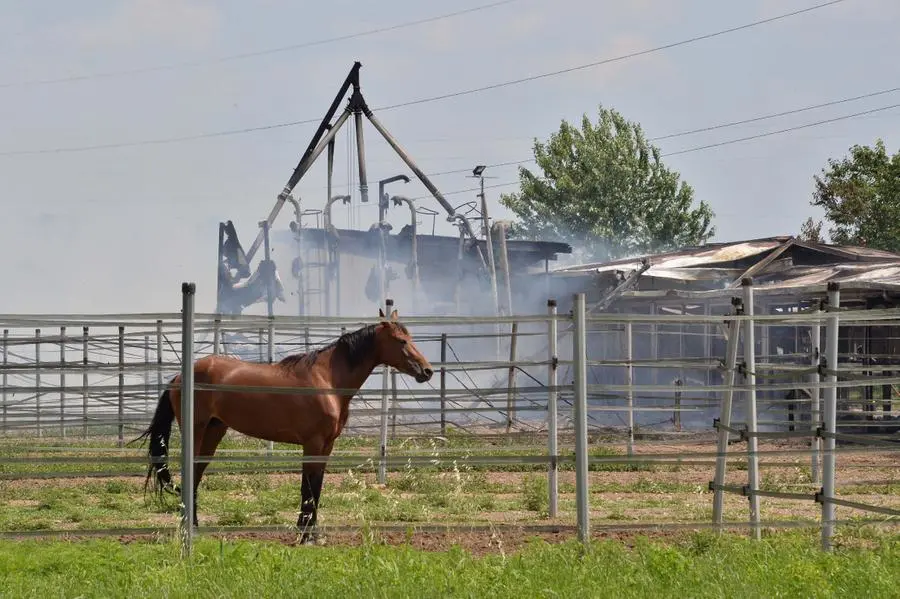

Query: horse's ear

[390,310,398,321]
[378,308,385,318]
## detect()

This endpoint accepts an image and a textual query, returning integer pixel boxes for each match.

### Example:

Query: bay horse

[134,309,433,542]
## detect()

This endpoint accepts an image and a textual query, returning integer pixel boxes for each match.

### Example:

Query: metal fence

[1,281,900,557]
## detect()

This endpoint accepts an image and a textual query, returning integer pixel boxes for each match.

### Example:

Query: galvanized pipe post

[59,326,66,437]
[35,328,41,436]
[624,321,635,457]
[712,299,742,528]
[144,334,151,415]
[213,318,221,355]
[506,321,518,432]
[822,282,840,550]
[117,326,125,448]
[156,320,163,405]
[573,293,590,545]
[378,299,394,484]
[547,299,559,518]
[439,333,447,436]
[2,329,7,433]
[742,278,761,540]
[82,327,89,438]
[180,282,197,558]
[810,304,822,485]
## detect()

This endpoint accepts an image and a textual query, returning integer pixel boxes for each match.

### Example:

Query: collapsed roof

[549,236,900,303]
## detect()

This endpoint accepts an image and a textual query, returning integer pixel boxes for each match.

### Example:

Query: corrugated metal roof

[550,235,900,299]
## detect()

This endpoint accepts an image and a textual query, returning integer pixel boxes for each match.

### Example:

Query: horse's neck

[324,347,381,398]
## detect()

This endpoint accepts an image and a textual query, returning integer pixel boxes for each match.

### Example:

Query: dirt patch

[11,526,704,557]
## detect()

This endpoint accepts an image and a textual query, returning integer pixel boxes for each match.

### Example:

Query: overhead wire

[0,0,523,89]
[0,0,849,157]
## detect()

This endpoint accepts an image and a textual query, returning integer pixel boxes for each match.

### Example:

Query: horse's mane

[278,323,379,370]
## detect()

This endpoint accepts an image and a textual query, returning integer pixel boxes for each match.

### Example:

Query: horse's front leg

[297,439,332,544]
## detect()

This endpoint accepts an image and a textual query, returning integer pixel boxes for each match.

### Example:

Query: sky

[0,0,898,314]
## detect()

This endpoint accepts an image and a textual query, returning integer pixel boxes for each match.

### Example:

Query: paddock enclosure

[2,282,899,558]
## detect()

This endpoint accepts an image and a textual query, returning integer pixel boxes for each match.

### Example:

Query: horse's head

[377,309,433,383]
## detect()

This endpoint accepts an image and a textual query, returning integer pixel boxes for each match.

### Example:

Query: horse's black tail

[133,385,179,499]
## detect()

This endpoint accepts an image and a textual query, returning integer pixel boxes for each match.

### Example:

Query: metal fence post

[35,328,41,437]
[810,304,822,485]
[742,278,761,540]
[144,334,151,415]
[573,293,590,545]
[390,369,398,439]
[625,321,635,457]
[378,299,394,484]
[59,326,67,437]
[213,317,221,355]
[156,320,163,405]
[2,329,7,434]
[712,299,742,528]
[266,316,275,454]
[118,326,125,448]
[547,299,559,518]
[82,327,89,438]
[821,282,840,550]
[180,282,196,558]
[439,333,447,436]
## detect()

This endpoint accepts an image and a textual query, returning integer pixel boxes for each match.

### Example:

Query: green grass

[0,532,898,598]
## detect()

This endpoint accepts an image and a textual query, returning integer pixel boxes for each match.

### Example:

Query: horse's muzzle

[414,367,434,383]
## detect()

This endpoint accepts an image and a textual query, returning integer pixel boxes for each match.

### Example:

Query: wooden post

[506,322,519,433]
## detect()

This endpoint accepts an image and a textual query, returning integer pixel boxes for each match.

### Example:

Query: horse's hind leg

[193,418,228,526]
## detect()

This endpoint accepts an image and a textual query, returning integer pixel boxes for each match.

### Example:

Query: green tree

[799,217,825,243]
[499,105,715,262]
[810,139,900,251]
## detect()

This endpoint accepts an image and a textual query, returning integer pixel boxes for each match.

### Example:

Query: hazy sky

[1,0,898,314]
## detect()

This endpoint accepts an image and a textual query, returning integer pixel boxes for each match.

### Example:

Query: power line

[408,101,900,200]
[0,0,847,157]
[424,88,900,177]
[374,0,849,111]
[661,102,900,157]
[0,0,522,89]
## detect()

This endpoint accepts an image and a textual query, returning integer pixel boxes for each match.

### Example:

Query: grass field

[2,431,899,536]
[1,531,899,598]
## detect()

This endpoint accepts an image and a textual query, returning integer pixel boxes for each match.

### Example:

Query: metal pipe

[82,326,88,438]
[59,326,66,437]
[440,333,447,436]
[506,321,518,432]
[547,300,559,518]
[118,326,125,448]
[390,194,419,309]
[213,318,221,355]
[822,282,840,550]
[379,176,409,222]
[246,108,352,262]
[180,282,196,557]
[378,299,394,484]
[625,321,635,457]
[285,195,305,317]
[810,305,822,485]
[573,292,590,545]
[364,110,488,270]
[354,109,369,204]
[712,299,742,527]
[742,278,761,540]
[35,328,41,437]
[495,221,514,317]
[2,329,7,433]
[260,220,275,319]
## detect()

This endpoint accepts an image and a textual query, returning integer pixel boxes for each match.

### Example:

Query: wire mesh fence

[1,284,899,553]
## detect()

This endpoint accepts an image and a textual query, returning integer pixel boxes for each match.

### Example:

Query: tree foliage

[798,217,825,244]
[810,139,900,251]
[499,105,715,262]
